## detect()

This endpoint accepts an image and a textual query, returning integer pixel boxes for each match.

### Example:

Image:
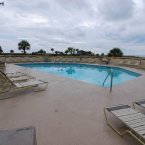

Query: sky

[0,0,145,55]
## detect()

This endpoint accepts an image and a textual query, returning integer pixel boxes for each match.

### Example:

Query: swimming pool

[17,63,141,87]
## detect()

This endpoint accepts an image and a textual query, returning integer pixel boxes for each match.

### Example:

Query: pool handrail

[102,68,113,92]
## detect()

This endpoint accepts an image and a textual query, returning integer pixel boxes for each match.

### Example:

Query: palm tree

[0,46,3,54]
[18,40,30,54]
[51,48,54,53]
[67,47,73,55]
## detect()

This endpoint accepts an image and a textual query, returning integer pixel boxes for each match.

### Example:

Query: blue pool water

[17,63,141,87]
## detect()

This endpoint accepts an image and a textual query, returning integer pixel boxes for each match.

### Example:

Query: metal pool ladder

[102,68,114,92]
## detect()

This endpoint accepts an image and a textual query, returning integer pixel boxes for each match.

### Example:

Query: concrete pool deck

[0,63,145,145]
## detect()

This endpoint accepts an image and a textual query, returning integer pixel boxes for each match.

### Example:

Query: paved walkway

[0,64,145,145]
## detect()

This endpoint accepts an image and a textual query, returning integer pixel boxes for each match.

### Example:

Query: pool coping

[13,62,144,89]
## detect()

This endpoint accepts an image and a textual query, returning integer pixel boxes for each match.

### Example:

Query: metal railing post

[102,68,114,92]
[110,69,113,92]
[103,71,110,86]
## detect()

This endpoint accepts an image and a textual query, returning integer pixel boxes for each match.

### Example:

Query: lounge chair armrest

[105,104,130,112]
[133,99,145,105]
[27,76,36,80]
[37,79,48,84]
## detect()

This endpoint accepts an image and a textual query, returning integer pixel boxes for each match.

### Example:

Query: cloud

[97,0,135,21]
[0,0,145,55]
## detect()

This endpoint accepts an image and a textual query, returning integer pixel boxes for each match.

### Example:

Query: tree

[67,47,74,55]
[18,40,30,54]
[76,49,79,54]
[59,51,64,55]
[55,51,59,55]
[51,48,54,54]
[65,50,69,55]
[0,46,3,54]
[32,49,46,55]
[77,50,93,55]
[72,49,76,55]
[108,48,123,57]
[37,49,46,54]
[10,49,14,54]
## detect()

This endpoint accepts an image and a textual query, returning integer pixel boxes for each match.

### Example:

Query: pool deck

[0,63,145,145]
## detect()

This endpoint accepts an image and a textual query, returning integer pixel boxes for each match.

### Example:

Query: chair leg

[104,108,128,136]
[132,102,136,109]
[34,83,48,92]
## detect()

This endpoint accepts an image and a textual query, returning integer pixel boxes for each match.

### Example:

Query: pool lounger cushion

[104,104,145,145]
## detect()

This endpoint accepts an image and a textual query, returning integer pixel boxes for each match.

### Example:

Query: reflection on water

[113,71,122,77]
[57,68,64,71]
[66,67,75,74]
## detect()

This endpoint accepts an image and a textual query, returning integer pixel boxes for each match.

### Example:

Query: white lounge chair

[129,61,141,67]
[5,72,35,82]
[118,60,123,65]
[104,104,145,145]
[126,61,131,64]
[133,61,140,66]
[0,70,48,97]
